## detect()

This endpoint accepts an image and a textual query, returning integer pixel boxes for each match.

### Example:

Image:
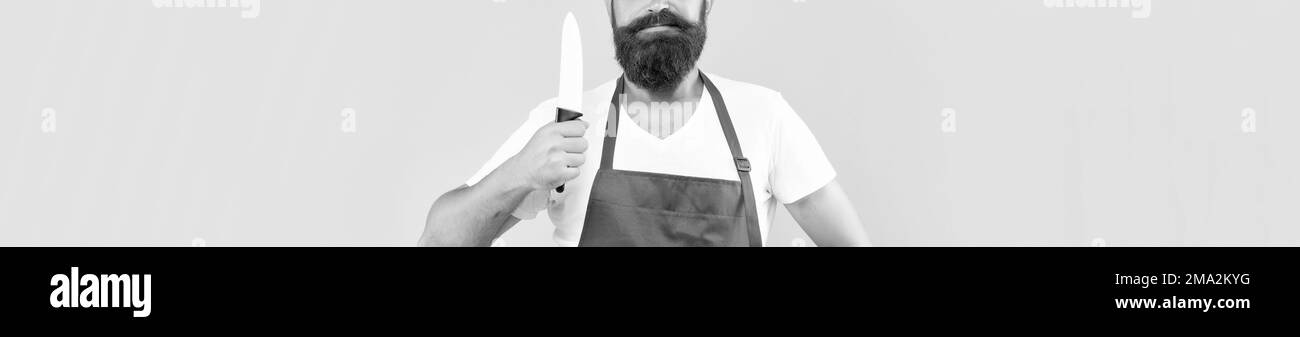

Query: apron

[578,73,762,247]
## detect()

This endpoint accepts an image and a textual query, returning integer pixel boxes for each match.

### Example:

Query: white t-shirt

[467,73,836,246]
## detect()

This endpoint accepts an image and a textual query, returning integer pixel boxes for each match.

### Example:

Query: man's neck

[623,68,704,104]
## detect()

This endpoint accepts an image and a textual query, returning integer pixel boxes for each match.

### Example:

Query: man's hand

[419,120,589,247]
[502,120,589,191]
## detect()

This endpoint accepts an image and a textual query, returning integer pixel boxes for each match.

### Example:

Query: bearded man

[420,0,869,247]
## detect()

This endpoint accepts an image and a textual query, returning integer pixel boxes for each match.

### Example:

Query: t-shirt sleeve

[770,93,838,204]
[465,99,555,187]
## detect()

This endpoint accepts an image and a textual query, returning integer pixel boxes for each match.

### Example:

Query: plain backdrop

[1,0,1296,246]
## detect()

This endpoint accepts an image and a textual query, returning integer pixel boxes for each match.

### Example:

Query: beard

[613,8,708,93]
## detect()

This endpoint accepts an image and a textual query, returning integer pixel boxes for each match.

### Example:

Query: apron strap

[701,74,764,247]
[599,77,626,171]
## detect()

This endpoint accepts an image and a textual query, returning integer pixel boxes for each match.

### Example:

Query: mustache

[621,10,699,33]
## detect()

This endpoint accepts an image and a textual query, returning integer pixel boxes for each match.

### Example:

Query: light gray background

[1,0,1295,246]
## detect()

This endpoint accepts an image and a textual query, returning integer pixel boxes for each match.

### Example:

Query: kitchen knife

[555,12,583,194]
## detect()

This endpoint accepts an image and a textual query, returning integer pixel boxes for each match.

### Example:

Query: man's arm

[786,180,870,247]
[419,120,589,247]
[419,182,526,247]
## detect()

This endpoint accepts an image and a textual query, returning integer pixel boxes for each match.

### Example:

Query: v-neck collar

[613,81,715,144]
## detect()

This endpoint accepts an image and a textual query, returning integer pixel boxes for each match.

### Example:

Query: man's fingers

[561,153,586,168]
[558,138,588,153]
[554,120,589,137]
[559,167,582,181]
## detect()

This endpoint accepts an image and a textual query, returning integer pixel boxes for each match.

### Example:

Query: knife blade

[555,12,583,194]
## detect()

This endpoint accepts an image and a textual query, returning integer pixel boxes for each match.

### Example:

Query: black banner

[3,248,1293,326]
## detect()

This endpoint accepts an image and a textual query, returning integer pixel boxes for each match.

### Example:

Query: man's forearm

[788,181,871,247]
[419,168,533,247]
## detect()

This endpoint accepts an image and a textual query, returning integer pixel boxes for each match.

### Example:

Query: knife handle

[555,107,583,193]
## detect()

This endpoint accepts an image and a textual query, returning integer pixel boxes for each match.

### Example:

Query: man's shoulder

[703,73,785,101]
[703,73,796,124]
[582,77,622,106]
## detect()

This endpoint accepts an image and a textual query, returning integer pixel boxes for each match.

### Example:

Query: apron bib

[578,74,762,247]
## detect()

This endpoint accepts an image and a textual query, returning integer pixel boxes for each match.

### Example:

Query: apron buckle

[735,158,752,172]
